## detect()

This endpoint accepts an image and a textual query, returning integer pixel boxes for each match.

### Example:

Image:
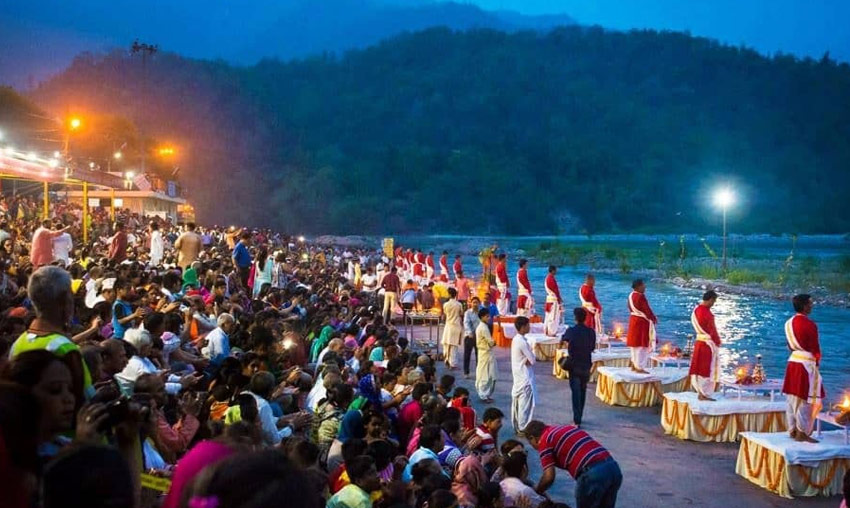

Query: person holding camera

[559,308,596,427]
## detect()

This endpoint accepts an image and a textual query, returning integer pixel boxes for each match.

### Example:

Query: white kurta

[442,299,464,367]
[510,333,536,432]
[150,230,164,266]
[475,321,498,400]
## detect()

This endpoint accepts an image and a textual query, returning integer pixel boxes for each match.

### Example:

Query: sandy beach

[420,327,839,508]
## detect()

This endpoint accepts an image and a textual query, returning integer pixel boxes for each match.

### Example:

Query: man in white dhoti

[689,290,721,400]
[475,307,498,402]
[781,293,823,443]
[511,317,536,435]
[149,222,164,266]
[543,266,562,336]
[516,259,534,317]
[441,287,464,369]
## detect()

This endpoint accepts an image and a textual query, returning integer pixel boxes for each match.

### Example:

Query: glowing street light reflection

[713,187,735,271]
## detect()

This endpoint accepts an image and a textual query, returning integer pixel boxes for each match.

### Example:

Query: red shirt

[381,272,401,293]
[538,425,611,479]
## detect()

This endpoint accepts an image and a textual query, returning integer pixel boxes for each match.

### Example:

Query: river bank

[521,238,850,308]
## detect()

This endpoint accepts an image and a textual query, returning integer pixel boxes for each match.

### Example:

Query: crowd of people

[0,194,629,508]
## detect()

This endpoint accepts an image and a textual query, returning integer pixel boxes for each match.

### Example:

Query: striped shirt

[474,424,496,452]
[537,425,611,479]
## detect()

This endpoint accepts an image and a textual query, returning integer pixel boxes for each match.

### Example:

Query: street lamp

[713,188,735,271]
[114,151,122,159]
[64,116,83,156]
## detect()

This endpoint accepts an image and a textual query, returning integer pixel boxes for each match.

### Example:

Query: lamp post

[63,116,82,156]
[713,188,734,271]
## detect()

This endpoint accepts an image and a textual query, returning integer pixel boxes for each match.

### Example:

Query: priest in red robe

[426,251,435,280]
[626,279,657,373]
[578,274,603,335]
[495,253,510,315]
[782,294,823,442]
[689,290,721,400]
[543,265,562,336]
[439,251,449,279]
[452,255,463,279]
[516,259,533,316]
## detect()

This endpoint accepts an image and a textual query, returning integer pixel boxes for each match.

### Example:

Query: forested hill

[31,27,850,235]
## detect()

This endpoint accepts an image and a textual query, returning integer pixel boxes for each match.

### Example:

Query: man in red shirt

[689,290,721,400]
[31,219,70,267]
[381,267,401,323]
[108,221,129,263]
[525,420,622,508]
[626,279,657,373]
[782,294,823,443]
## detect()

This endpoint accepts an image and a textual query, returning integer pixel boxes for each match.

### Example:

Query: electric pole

[131,40,157,174]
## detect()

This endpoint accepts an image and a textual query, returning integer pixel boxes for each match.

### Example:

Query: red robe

[626,291,656,348]
[688,304,720,377]
[496,262,509,286]
[781,313,824,400]
[439,254,448,274]
[426,255,435,272]
[453,259,462,276]
[544,273,561,312]
[579,284,602,329]
[516,268,532,308]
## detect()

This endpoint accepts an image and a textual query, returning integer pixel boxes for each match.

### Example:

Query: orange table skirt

[493,315,544,347]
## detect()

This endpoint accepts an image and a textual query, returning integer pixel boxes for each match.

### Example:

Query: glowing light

[69,117,82,130]
[614,325,623,338]
[283,338,295,350]
[301,253,309,261]
[53,151,61,158]
[114,151,122,159]
[3,146,13,155]
[842,396,850,410]
[157,146,176,156]
[48,159,59,168]
[125,171,135,179]
[714,188,734,209]
[298,235,305,242]
[26,152,37,161]
[89,162,96,169]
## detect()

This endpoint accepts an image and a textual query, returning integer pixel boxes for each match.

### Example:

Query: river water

[388,235,850,401]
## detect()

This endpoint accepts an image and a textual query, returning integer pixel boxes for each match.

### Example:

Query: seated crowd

[0,201,574,508]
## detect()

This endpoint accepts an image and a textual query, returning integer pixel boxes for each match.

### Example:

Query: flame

[842,396,850,409]
[283,338,294,350]
[736,367,746,378]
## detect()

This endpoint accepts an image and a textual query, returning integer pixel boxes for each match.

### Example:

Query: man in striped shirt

[524,420,622,508]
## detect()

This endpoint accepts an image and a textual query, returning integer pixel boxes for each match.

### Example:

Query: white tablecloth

[597,366,689,385]
[499,322,545,338]
[525,333,562,347]
[592,349,631,363]
[739,430,850,467]
[664,391,786,416]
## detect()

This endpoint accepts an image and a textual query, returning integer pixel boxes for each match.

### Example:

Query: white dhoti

[476,355,497,400]
[496,282,509,315]
[690,375,716,398]
[543,303,561,336]
[511,384,536,432]
[426,266,434,280]
[630,346,650,370]
[786,394,821,435]
[441,326,463,368]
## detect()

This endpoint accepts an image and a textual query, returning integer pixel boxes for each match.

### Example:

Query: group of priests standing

[496,252,825,444]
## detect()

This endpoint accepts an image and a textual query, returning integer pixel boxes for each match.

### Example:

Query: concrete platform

[405,326,837,508]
